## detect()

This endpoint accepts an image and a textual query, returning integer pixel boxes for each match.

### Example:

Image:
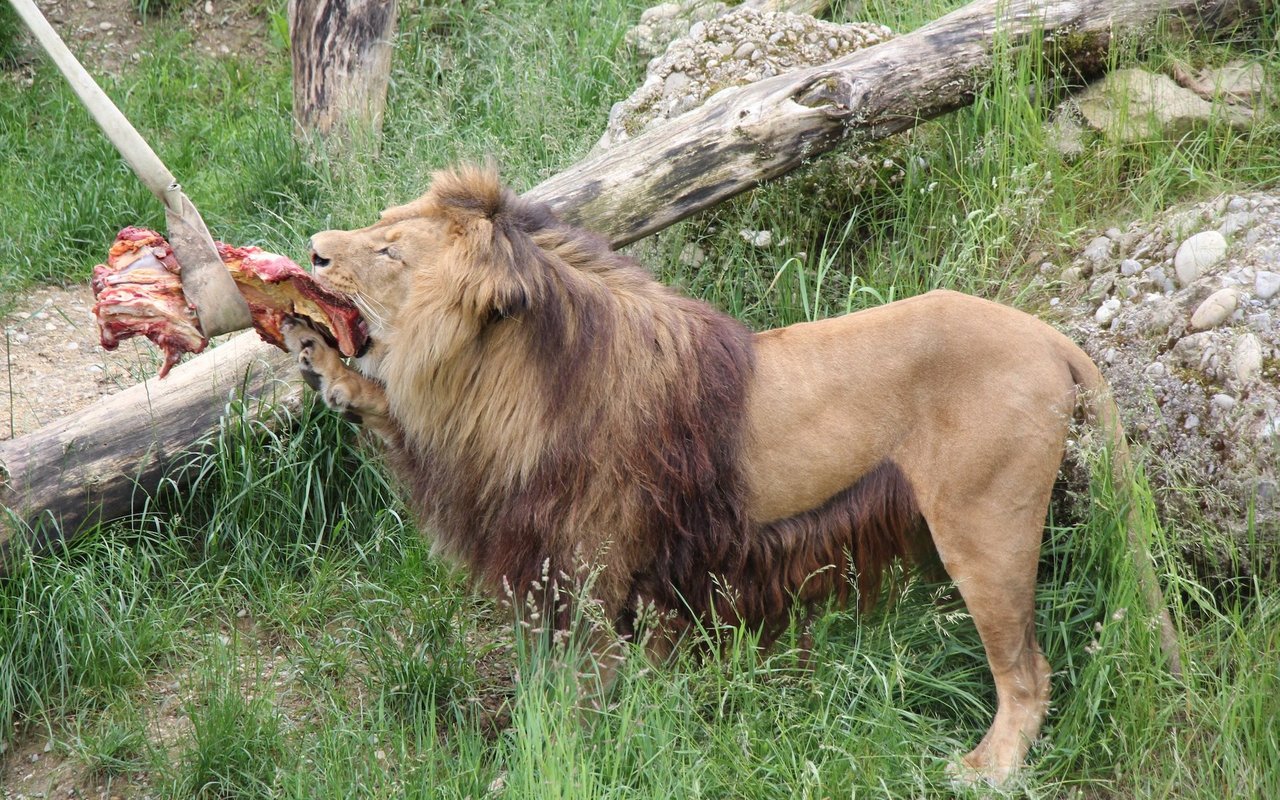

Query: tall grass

[1,0,1278,796]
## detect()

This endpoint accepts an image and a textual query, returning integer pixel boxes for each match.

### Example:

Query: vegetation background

[0,0,1277,796]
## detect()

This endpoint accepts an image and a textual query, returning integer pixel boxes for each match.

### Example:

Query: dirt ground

[1,284,161,441]
[20,0,271,75]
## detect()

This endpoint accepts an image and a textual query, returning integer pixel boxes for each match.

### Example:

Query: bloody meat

[91,227,368,378]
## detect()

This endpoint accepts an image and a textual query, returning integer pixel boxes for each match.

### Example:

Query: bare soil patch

[3,1,274,441]
[21,0,271,75]
[1,285,158,441]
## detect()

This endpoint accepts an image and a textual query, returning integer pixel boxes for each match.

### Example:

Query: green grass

[2,0,1279,796]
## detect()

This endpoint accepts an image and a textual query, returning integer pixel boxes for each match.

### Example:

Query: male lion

[283,165,1179,785]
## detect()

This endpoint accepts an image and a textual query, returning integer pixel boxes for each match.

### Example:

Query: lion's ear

[430,166,548,320]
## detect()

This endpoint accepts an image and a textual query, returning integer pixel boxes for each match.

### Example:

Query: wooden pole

[0,0,1263,556]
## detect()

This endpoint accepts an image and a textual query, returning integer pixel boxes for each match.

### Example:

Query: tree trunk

[288,0,398,142]
[0,0,1263,558]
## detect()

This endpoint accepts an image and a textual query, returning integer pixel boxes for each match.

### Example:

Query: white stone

[1210,393,1237,413]
[1255,270,1280,300]
[1218,211,1253,238]
[1233,334,1263,384]
[1190,288,1239,330]
[1196,61,1267,105]
[1081,235,1113,264]
[1094,297,1121,326]
[739,229,772,248]
[1120,258,1142,276]
[1174,231,1228,286]
[1073,69,1253,143]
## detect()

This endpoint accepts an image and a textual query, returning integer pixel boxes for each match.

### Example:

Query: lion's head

[309,166,567,356]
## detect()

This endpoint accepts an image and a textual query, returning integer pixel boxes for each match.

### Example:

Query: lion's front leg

[282,318,395,443]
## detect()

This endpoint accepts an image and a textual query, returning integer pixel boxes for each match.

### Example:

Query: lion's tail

[1064,343,1184,679]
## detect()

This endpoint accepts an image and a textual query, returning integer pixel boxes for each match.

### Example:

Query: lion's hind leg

[925,501,1053,787]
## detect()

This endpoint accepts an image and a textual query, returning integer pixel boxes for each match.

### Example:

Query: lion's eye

[377,246,400,261]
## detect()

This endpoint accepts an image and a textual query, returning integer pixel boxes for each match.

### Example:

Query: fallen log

[537,0,1263,245]
[0,0,1262,556]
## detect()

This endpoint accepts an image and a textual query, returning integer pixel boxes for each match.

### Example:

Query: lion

[282,165,1181,786]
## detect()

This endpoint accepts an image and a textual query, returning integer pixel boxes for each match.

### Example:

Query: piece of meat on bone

[92,227,368,378]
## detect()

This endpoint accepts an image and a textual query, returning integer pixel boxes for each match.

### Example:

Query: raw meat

[91,227,368,378]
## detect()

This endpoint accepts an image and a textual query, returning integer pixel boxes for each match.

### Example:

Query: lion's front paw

[282,317,339,392]
[283,317,391,435]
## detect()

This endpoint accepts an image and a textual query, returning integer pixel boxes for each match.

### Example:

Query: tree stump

[288,0,399,144]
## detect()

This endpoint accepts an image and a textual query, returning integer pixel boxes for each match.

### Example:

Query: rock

[1072,68,1253,143]
[1081,235,1113,265]
[1210,393,1237,413]
[1194,60,1267,106]
[1233,334,1263,384]
[1043,191,1280,572]
[624,1,727,59]
[1045,112,1087,159]
[1095,297,1121,326]
[1171,331,1215,371]
[739,229,773,248]
[1174,230,1228,286]
[1256,270,1280,300]
[1140,298,1177,336]
[679,242,707,266]
[1218,211,1254,237]
[1190,288,1240,330]
[1061,266,1087,283]
[663,70,690,97]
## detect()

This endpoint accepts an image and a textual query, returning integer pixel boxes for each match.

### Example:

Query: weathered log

[0,0,1263,555]
[536,0,1262,246]
[288,0,398,143]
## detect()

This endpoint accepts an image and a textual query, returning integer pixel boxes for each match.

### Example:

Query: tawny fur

[286,165,1179,786]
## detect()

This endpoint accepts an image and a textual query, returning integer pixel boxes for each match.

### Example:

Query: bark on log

[0,0,1263,556]
[288,0,398,142]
